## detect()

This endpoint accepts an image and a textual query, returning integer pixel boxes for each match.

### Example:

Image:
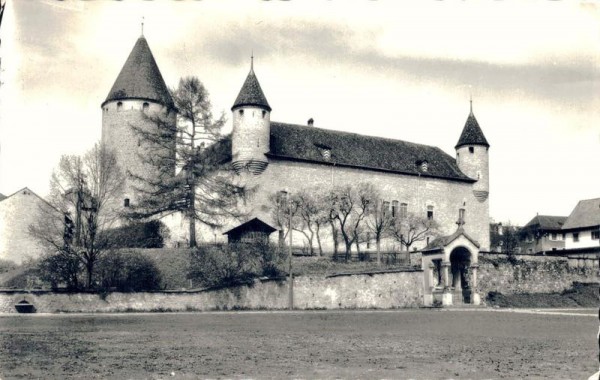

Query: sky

[0,1,598,226]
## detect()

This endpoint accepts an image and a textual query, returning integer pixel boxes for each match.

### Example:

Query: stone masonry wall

[233,158,490,252]
[478,254,598,297]
[0,270,422,313]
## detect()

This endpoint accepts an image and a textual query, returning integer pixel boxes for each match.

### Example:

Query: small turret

[231,58,271,175]
[455,101,490,202]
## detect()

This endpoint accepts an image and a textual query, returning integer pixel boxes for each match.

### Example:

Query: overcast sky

[0,1,598,226]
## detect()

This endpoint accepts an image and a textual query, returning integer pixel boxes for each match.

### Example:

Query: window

[573,232,579,242]
[117,102,123,111]
[551,233,557,241]
[143,102,149,111]
[124,198,130,207]
[382,201,390,216]
[262,110,267,118]
[427,205,434,220]
[592,231,600,240]
[469,146,474,153]
[400,203,408,218]
[239,109,244,116]
[391,201,398,218]
[420,161,428,172]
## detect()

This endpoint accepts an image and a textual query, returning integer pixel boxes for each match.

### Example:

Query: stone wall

[478,254,598,296]
[0,270,423,313]
[223,157,490,253]
[0,188,48,264]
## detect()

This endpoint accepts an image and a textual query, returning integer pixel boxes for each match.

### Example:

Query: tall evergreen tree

[128,76,247,247]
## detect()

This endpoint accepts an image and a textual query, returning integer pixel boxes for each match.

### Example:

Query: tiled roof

[455,111,489,149]
[562,198,600,230]
[231,67,271,112]
[523,215,567,231]
[103,37,173,107]
[422,228,481,252]
[267,122,474,182]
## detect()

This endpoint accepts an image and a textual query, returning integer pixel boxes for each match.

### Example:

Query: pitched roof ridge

[271,121,439,151]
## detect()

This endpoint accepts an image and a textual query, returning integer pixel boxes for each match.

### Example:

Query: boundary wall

[0,270,423,313]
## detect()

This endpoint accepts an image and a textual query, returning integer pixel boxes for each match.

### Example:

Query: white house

[562,198,600,250]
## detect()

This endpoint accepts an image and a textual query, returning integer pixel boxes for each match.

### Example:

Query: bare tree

[328,184,371,261]
[390,213,440,253]
[29,143,124,289]
[365,191,395,266]
[128,76,248,247]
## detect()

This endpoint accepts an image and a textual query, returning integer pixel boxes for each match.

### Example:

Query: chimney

[307,118,314,126]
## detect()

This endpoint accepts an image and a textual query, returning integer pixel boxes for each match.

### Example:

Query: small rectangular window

[573,232,579,242]
[391,201,398,218]
[382,201,390,216]
[427,205,434,220]
[124,198,130,207]
[551,233,557,241]
[400,203,408,218]
[592,231,600,240]
[469,146,474,153]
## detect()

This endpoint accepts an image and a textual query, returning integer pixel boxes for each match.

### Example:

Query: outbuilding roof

[562,198,600,230]
[267,122,474,182]
[523,215,567,231]
[102,37,173,108]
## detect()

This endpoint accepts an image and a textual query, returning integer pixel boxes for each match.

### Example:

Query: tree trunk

[376,238,381,266]
[86,261,94,289]
[315,224,323,256]
[188,183,197,248]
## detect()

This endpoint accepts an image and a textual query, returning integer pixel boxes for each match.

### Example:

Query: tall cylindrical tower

[231,60,271,175]
[455,104,490,202]
[101,36,176,207]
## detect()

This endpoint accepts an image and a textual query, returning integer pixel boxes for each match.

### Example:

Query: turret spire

[455,100,489,149]
[141,16,144,37]
[231,58,271,112]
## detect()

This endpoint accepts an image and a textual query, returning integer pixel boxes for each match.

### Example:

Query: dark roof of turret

[455,110,489,149]
[102,36,173,108]
[232,66,271,112]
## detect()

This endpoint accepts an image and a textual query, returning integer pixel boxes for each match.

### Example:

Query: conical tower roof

[455,105,489,149]
[102,36,173,108]
[232,62,271,112]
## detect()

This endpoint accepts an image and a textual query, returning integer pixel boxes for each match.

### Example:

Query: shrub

[96,251,162,292]
[188,243,286,289]
[106,220,169,249]
[38,253,82,290]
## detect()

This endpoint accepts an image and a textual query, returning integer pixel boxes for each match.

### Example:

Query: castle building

[104,36,491,306]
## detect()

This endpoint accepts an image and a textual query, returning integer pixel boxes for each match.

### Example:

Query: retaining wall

[0,270,423,313]
[478,255,598,296]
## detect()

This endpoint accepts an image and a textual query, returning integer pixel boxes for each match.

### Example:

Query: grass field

[0,309,597,379]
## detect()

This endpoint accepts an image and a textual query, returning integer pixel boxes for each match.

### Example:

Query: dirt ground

[0,309,597,379]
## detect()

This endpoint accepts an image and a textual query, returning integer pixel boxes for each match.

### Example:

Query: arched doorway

[450,247,472,304]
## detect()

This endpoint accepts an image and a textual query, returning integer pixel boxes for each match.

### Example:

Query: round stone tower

[101,35,176,206]
[455,102,490,203]
[231,59,271,175]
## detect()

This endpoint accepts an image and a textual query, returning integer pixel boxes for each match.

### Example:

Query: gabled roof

[102,36,173,108]
[523,215,567,231]
[455,110,489,149]
[268,122,474,182]
[422,228,481,252]
[222,217,278,236]
[231,65,271,112]
[562,198,600,230]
